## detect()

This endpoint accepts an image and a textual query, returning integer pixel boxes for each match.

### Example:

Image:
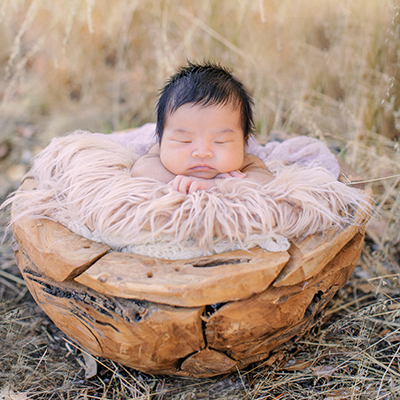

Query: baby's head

[156,62,255,142]
[156,62,255,179]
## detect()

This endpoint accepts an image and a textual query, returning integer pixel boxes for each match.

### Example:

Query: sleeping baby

[3,61,369,259]
[131,62,275,194]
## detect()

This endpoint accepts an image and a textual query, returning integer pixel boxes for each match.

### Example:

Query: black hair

[155,61,255,142]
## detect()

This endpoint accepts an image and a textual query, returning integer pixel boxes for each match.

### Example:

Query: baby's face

[160,103,245,179]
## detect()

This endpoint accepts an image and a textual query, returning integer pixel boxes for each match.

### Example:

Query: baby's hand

[169,175,217,194]
[215,170,247,179]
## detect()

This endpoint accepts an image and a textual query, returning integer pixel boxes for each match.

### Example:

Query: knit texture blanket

[7,129,371,259]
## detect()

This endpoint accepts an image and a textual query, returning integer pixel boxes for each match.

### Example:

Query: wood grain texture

[11,177,110,282]
[12,217,110,282]
[273,188,372,287]
[14,243,205,374]
[75,249,289,307]
[12,227,365,376]
[204,230,365,361]
[179,348,237,377]
[10,168,372,377]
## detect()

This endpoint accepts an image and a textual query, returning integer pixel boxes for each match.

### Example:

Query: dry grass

[1,0,400,398]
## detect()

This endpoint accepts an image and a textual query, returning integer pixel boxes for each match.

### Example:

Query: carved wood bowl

[11,162,372,378]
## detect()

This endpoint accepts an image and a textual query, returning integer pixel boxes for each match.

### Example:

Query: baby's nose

[192,143,213,158]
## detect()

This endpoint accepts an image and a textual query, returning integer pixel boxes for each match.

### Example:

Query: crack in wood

[23,267,42,278]
[204,303,225,317]
[75,317,104,353]
[23,268,147,324]
[70,304,121,333]
[304,290,325,318]
[189,258,251,268]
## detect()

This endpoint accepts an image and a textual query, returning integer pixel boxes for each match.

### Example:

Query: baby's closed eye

[214,140,233,144]
[172,139,192,144]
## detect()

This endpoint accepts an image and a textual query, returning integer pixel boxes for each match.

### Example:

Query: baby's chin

[184,170,219,179]
[169,167,220,179]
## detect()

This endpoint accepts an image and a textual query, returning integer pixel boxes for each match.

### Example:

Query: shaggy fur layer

[7,131,371,258]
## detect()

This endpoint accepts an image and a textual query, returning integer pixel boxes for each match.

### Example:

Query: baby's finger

[171,175,184,191]
[215,173,231,179]
[229,170,247,178]
[188,180,202,194]
[171,176,179,190]
[177,177,192,194]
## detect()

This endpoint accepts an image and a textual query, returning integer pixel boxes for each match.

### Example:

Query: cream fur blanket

[7,130,371,259]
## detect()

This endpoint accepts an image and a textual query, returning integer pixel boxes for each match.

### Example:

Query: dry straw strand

[5,0,41,79]
[179,8,251,62]
[85,0,94,34]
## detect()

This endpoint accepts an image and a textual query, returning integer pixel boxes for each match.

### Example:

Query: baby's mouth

[189,164,214,171]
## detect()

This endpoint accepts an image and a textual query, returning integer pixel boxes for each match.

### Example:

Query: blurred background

[1,2,400,398]
[2,0,400,247]
[1,0,399,203]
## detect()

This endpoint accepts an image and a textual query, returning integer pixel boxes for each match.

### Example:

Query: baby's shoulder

[147,143,161,155]
[240,153,267,172]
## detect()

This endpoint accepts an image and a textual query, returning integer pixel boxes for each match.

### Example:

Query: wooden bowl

[11,162,372,378]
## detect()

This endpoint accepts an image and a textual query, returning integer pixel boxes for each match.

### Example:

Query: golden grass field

[1,0,400,399]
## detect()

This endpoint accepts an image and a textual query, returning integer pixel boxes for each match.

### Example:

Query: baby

[131,62,274,194]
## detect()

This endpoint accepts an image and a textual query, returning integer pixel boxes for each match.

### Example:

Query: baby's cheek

[160,149,180,174]
[229,151,245,172]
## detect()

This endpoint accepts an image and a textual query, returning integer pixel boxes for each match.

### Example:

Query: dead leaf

[264,351,285,367]
[324,388,350,399]
[0,143,10,160]
[352,267,371,280]
[81,352,98,379]
[15,125,36,139]
[311,365,336,378]
[281,358,313,371]
[6,165,26,183]
[0,385,30,400]
[387,303,400,310]
[378,329,400,343]
[355,282,375,293]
